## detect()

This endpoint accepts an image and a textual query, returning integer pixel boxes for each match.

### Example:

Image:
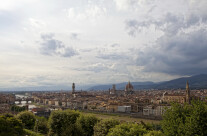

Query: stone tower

[112,84,116,94]
[186,81,190,104]
[72,83,75,94]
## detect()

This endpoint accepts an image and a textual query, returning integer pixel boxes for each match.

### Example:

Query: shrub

[161,100,207,136]
[0,114,24,136]
[48,110,80,136]
[76,114,99,136]
[34,116,48,134]
[107,123,147,136]
[16,111,36,130]
[143,130,164,136]
[94,119,120,136]
[24,129,44,136]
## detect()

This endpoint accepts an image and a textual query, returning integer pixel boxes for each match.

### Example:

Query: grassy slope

[24,129,45,136]
[81,111,160,124]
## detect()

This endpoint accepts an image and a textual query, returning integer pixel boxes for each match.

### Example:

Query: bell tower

[185,81,190,104]
[112,84,116,94]
[72,83,75,94]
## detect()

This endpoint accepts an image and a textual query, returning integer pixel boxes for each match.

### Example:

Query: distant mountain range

[88,74,207,90]
[1,74,207,92]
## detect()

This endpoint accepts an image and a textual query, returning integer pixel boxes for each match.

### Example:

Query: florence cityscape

[0,0,207,136]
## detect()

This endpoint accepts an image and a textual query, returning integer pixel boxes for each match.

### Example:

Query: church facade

[162,81,191,104]
[124,81,134,95]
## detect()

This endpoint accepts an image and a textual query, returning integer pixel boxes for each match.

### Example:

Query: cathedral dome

[125,81,133,90]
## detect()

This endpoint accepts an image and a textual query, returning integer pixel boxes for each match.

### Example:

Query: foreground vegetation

[0,100,206,136]
[162,100,207,136]
[81,111,160,124]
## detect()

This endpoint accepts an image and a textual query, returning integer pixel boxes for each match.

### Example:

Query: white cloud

[113,0,139,11]
[66,4,106,21]
[39,33,78,57]
[113,0,155,12]
[0,0,207,90]
[29,18,46,28]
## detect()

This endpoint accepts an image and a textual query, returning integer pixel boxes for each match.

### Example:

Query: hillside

[152,74,207,89]
[87,82,154,90]
[88,74,207,90]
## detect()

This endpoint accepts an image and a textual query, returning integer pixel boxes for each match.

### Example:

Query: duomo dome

[125,81,133,90]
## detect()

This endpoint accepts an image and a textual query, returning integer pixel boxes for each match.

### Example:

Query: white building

[117,106,131,113]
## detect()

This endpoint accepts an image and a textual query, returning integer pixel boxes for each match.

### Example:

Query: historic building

[185,81,191,104]
[72,83,75,94]
[162,81,192,104]
[125,81,134,95]
[109,84,116,95]
[162,93,186,104]
[0,94,15,104]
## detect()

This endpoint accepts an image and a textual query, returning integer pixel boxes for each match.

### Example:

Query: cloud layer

[136,29,207,75]
[40,33,77,57]
[125,0,207,76]
[0,0,207,89]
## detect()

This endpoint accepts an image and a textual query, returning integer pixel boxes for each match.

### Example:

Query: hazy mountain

[0,84,92,92]
[1,74,207,91]
[88,74,207,90]
[87,81,155,90]
[151,74,207,89]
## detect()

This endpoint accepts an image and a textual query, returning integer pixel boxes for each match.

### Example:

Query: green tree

[183,100,207,136]
[34,116,48,134]
[16,111,36,130]
[0,114,24,136]
[3,113,15,118]
[76,114,99,136]
[140,121,162,131]
[94,119,120,136]
[161,103,185,136]
[48,110,80,136]
[143,130,164,136]
[161,100,207,136]
[11,105,26,112]
[24,129,45,136]
[107,123,147,136]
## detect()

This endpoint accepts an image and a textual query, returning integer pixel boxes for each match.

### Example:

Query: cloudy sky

[0,0,207,90]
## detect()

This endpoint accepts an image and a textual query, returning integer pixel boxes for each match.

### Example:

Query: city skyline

[1,0,207,90]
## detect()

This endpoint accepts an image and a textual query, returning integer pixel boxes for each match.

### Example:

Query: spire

[186,81,190,104]
[128,81,131,87]
[186,81,189,90]
[72,83,75,94]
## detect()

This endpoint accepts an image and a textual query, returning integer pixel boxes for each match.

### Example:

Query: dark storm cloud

[126,11,206,36]
[125,2,207,76]
[40,33,77,57]
[136,29,207,75]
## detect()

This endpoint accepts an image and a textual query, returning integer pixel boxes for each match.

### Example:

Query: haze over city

[1,0,207,90]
